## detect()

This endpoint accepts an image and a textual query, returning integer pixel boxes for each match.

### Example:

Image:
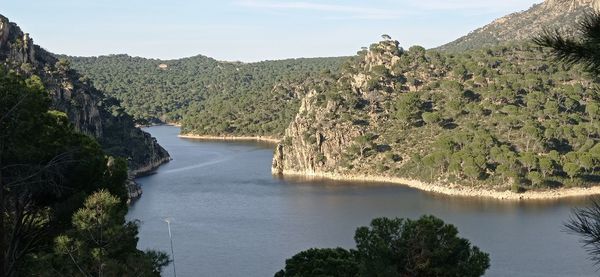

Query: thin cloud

[234,0,407,19]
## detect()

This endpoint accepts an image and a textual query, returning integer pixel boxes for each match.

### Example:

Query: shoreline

[126,156,172,203]
[276,170,600,201]
[137,122,182,128]
[129,156,172,178]
[178,134,280,143]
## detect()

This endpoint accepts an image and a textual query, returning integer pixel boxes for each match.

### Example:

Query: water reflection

[127,126,596,277]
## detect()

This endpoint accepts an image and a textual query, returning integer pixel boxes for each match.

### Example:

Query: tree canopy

[0,68,168,276]
[65,54,346,137]
[276,39,600,191]
[276,216,490,277]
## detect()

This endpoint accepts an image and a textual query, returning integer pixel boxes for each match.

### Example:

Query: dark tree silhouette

[535,11,600,267]
[534,12,600,74]
[275,216,490,277]
[565,200,600,266]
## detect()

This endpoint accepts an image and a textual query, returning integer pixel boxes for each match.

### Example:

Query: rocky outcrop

[126,180,143,203]
[273,39,405,175]
[545,0,600,10]
[272,89,363,175]
[437,0,599,52]
[273,34,600,198]
[129,155,172,177]
[0,14,170,175]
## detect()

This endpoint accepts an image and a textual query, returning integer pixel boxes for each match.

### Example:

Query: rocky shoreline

[177,132,600,201]
[178,134,280,143]
[275,170,600,201]
[129,156,172,178]
[136,122,182,128]
[126,180,143,204]
[126,156,172,203]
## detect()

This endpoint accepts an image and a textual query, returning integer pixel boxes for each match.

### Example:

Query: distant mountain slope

[0,15,169,173]
[64,53,347,137]
[437,0,599,52]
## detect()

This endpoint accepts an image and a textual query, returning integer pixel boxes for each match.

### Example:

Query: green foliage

[276,216,490,277]
[564,162,582,180]
[65,54,346,136]
[70,36,600,190]
[355,216,490,277]
[315,40,600,190]
[422,111,442,125]
[0,69,168,276]
[47,191,167,276]
[353,133,377,157]
[528,171,544,188]
[274,248,358,277]
[395,92,423,126]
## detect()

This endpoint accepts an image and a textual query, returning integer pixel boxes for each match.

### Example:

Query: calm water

[127,126,596,277]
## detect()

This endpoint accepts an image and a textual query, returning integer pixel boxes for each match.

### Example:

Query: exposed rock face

[0,14,170,174]
[0,21,6,45]
[127,180,143,203]
[437,0,599,52]
[273,35,600,195]
[546,0,600,10]
[129,155,172,177]
[272,89,363,175]
[273,39,406,175]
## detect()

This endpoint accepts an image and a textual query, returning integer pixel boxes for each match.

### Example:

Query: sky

[3,0,543,62]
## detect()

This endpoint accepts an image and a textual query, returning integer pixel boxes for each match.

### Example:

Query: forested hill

[437,0,599,52]
[65,54,347,136]
[273,38,600,192]
[0,15,170,172]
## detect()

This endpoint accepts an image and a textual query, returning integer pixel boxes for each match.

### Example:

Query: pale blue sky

[3,0,542,62]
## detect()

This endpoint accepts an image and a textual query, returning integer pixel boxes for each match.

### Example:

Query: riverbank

[178,134,280,143]
[129,156,172,178]
[126,156,172,203]
[136,122,181,128]
[276,169,600,200]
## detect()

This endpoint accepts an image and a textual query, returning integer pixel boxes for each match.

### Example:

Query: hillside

[64,54,347,137]
[272,38,600,194]
[437,0,599,52]
[0,15,170,173]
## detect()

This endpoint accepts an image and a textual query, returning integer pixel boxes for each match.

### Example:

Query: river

[126,126,596,276]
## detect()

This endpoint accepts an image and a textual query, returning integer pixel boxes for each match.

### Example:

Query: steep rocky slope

[438,0,600,52]
[0,15,170,174]
[273,38,600,194]
[273,40,438,176]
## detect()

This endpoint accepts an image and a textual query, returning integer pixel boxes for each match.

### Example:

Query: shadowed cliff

[0,14,170,174]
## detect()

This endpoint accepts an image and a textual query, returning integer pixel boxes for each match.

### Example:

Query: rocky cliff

[273,39,429,176]
[0,14,170,175]
[437,0,600,52]
[273,37,600,193]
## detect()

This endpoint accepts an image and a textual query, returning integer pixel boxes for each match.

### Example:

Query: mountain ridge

[437,0,599,52]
